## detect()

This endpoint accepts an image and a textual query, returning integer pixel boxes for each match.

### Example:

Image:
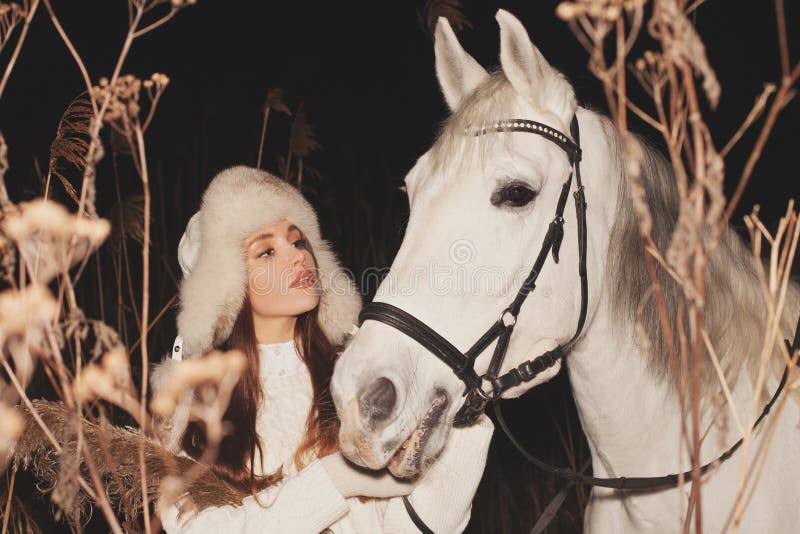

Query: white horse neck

[563,110,767,479]
[567,301,689,477]
[568,278,800,534]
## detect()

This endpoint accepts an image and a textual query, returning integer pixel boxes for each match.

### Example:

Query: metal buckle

[500,308,517,327]
[454,385,492,426]
[473,382,493,403]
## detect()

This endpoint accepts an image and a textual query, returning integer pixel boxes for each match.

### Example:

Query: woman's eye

[293,239,307,249]
[491,182,538,208]
[258,248,274,258]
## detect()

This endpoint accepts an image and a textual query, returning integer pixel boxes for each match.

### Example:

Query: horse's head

[332,10,615,478]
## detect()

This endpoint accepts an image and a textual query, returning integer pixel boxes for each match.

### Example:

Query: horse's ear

[434,17,488,111]
[496,9,576,123]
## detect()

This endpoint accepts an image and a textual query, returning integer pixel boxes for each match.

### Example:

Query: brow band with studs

[465,119,582,163]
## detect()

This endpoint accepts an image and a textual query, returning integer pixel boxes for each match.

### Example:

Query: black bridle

[360,116,588,427]
[357,115,800,533]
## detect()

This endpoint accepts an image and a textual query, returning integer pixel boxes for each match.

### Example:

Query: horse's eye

[491,182,538,208]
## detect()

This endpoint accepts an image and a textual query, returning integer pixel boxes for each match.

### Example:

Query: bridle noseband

[359,116,589,426]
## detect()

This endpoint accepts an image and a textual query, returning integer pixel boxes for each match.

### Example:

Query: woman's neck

[252,314,297,344]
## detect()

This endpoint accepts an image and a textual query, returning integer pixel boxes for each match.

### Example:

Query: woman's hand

[320,452,416,499]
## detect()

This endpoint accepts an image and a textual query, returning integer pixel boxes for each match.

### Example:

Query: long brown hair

[181,244,341,495]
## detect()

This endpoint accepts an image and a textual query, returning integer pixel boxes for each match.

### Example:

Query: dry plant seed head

[653,0,720,108]
[73,349,137,421]
[0,284,58,390]
[48,94,93,206]
[90,74,143,123]
[666,199,702,290]
[74,347,134,403]
[92,73,170,143]
[2,199,111,283]
[150,350,247,417]
[102,347,131,387]
[623,136,653,237]
[0,226,15,286]
[143,73,170,101]
[91,320,123,360]
[288,103,321,159]
[0,130,12,212]
[73,364,115,403]
[0,2,25,52]
[556,0,648,22]
[701,129,726,228]
[0,284,58,343]
[2,199,110,242]
[0,3,23,16]
[419,0,472,37]
[264,87,291,115]
[63,307,90,345]
[150,72,170,87]
[633,50,668,93]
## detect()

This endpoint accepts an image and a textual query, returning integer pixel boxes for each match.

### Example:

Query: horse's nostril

[358,377,397,428]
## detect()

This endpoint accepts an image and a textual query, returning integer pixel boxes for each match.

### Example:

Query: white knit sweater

[158,340,493,534]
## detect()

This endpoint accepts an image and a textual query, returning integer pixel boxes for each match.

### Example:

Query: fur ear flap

[434,17,489,111]
[496,9,576,124]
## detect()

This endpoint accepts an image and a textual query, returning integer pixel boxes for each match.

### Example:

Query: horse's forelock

[426,72,520,177]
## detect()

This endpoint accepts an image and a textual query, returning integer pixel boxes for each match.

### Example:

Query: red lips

[290,269,316,289]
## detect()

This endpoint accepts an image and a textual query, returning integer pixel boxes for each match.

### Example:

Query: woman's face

[244,219,320,319]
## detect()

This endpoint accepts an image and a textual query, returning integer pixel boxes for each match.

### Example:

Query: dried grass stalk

[48,93,92,205]
[419,0,472,37]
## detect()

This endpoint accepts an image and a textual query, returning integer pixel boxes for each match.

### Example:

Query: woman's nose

[289,246,305,267]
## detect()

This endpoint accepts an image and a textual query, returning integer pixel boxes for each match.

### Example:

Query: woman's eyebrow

[247,225,301,247]
[250,232,272,243]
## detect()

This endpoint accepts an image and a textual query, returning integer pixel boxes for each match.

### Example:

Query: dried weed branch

[0,2,241,533]
[256,87,291,170]
[557,1,799,531]
[0,1,39,101]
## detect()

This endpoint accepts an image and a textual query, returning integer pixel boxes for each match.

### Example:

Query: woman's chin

[291,292,321,315]
[251,295,321,319]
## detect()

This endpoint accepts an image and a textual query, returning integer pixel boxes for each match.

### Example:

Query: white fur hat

[176,166,362,357]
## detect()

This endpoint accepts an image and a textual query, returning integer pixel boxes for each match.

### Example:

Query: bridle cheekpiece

[358,115,589,426]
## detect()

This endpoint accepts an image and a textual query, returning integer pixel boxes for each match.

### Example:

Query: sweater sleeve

[380,414,494,533]
[158,459,349,534]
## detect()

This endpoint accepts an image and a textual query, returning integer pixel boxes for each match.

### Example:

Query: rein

[357,115,800,532]
[494,339,798,489]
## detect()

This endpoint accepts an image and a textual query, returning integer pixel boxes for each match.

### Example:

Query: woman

[153,166,493,533]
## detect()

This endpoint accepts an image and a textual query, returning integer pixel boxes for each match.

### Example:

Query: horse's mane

[431,71,799,398]
[602,116,800,397]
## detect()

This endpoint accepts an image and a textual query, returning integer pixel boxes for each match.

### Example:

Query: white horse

[331,10,800,533]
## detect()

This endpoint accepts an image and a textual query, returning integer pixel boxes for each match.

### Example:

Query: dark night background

[1,1,798,532]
